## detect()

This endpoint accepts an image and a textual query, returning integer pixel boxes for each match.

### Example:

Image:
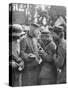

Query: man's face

[33,28,40,38]
[53,33,60,45]
[54,33,60,39]
[29,26,38,38]
[35,28,41,39]
[42,17,47,25]
[41,33,51,41]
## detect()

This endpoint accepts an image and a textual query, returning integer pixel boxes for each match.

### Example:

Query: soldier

[9,24,24,86]
[38,28,57,85]
[53,26,66,84]
[20,23,42,86]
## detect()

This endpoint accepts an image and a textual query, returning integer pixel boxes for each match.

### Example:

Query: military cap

[9,24,25,38]
[53,26,64,34]
[30,23,40,28]
[41,26,50,34]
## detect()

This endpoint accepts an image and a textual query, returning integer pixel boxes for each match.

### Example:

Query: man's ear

[59,32,64,38]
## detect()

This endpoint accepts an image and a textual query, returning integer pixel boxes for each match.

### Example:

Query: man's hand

[18,61,24,71]
[39,49,47,56]
[28,53,36,59]
[19,61,24,67]
[18,57,22,61]
[12,60,17,68]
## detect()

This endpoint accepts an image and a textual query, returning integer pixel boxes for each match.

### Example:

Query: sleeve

[53,46,65,68]
[20,38,29,60]
[39,47,53,62]
[20,38,33,62]
[43,41,56,62]
[44,49,53,62]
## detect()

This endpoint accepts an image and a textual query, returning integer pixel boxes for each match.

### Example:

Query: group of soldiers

[9,15,66,86]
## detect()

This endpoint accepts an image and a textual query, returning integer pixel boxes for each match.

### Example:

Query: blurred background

[9,3,66,25]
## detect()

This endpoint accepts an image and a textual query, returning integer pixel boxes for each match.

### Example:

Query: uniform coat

[53,39,66,83]
[20,35,41,86]
[38,38,57,85]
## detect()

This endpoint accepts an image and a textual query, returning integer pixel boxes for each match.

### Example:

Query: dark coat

[53,39,66,83]
[38,39,57,81]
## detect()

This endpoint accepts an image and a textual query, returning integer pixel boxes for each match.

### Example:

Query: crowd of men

[9,15,66,86]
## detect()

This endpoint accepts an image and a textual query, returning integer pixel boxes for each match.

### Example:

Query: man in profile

[9,24,24,86]
[20,23,42,86]
[53,26,66,84]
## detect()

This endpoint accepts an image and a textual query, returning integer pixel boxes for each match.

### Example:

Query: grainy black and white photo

[9,3,66,87]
